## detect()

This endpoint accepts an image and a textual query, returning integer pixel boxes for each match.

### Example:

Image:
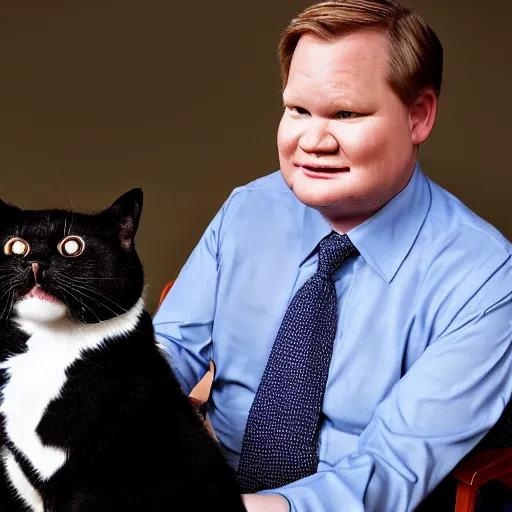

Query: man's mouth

[299,165,350,176]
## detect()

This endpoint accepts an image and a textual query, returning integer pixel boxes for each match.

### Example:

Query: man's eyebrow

[282,91,377,111]
[282,90,306,105]
[282,91,296,101]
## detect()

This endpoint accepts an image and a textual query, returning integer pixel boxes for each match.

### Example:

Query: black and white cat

[0,189,246,511]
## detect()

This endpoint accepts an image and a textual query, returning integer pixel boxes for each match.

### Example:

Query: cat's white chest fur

[0,296,144,511]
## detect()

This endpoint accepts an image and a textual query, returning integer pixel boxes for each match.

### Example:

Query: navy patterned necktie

[237,232,358,493]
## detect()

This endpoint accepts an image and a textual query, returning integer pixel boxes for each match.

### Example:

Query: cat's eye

[58,236,85,257]
[4,237,30,257]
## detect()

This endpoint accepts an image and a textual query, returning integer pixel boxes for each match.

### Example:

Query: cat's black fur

[0,190,246,511]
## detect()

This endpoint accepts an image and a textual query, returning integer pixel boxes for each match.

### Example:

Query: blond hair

[279,0,443,105]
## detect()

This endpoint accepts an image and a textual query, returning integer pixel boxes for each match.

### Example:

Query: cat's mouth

[24,285,61,304]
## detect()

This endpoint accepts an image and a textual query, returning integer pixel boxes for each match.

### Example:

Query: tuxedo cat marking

[1,298,144,485]
[0,190,245,511]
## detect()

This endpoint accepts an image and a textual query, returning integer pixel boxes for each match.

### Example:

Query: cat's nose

[26,260,49,284]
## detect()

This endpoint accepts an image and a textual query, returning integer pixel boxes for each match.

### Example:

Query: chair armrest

[452,448,512,487]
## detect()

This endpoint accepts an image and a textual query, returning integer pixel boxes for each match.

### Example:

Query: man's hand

[242,493,290,512]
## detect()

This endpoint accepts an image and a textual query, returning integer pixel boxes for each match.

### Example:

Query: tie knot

[317,232,358,278]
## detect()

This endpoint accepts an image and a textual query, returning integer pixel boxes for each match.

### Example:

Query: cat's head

[0,189,144,325]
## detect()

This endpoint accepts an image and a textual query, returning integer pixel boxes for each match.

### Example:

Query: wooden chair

[452,448,512,511]
[156,281,175,312]
[452,402,512,511]
[156,280,512,511]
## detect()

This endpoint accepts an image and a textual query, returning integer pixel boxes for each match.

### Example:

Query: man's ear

[103,188,143,250]
[410,89,438,145]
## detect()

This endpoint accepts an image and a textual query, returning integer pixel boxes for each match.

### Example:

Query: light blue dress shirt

[154,164,512,511]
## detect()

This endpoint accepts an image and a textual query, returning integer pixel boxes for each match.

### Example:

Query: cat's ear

[0,198,21,217]
[103,188,143,250]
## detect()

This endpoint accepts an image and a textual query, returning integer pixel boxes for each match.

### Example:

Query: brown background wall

[0,0,510,312]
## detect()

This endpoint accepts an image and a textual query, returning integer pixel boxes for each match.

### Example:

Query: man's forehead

[287,36,385,86]
[284,31,390,101]
[292,31,389,73]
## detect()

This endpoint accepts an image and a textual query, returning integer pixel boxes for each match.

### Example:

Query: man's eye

[287,106,309,116]
[337,111,361,120]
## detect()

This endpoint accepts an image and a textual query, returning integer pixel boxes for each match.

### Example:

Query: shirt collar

[300,163,432,283]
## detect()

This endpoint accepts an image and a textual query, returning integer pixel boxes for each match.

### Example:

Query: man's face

[278,30,421,230]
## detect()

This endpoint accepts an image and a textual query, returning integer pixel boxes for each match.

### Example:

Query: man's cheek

[344,128,389,165]
[277,119,300,153]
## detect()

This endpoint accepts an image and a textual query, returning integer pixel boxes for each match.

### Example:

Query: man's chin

[289,183,381,232]
[289,181,348,210]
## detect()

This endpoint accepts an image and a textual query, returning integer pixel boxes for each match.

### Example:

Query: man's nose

[298,121,338,154]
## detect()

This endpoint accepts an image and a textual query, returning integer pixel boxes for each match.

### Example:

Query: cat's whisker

[54,275,128,313]
[0,273,25,285]
[0,287,16,321]
[0,291,23,320]
[0,290,12,320]
[0,278,19,289]
[53,277,124,317]
[0,278,23,305]
[58,290,78,325]
[0,273,22,283]
[70,277,126,281]
[6,287,17,321]
[58,286,102,324]
[67,197,75,236]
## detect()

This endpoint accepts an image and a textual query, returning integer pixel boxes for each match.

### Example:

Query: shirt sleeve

[265,265,512,511]
[153,197,231,396]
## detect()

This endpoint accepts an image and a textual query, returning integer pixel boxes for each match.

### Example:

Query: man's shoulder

[407,177,511,333]
[230,170,292,197]
[222,170,299,217]
[426,178,511,256]
[417,178,511,314]
[212,170,303,243]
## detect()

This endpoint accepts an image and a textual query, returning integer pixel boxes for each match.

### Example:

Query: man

[154,1,512,510]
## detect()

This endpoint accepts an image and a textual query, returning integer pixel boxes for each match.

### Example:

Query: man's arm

[260,266,512,511]
[153,198,230,395]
